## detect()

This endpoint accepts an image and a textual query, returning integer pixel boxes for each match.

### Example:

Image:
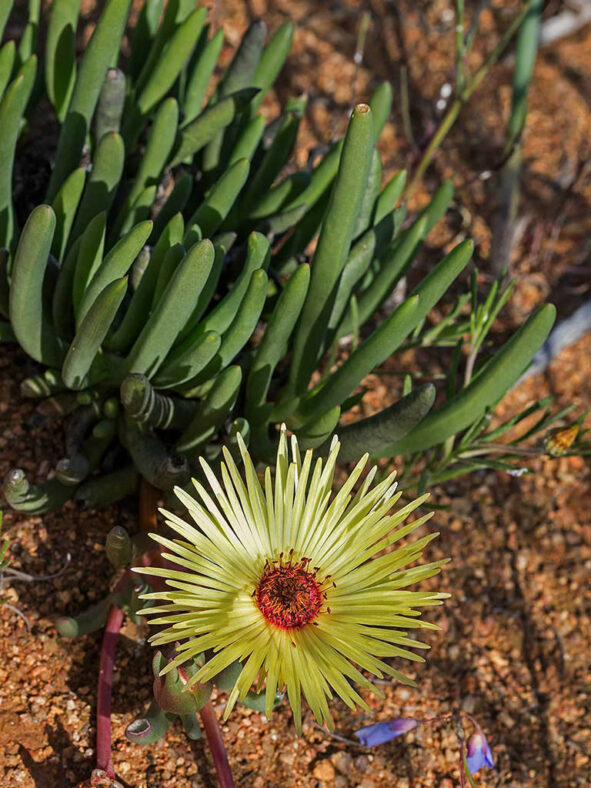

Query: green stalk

[491,0,543,275]
[406,0,537,198]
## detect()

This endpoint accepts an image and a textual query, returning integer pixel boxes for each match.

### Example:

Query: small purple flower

[355,718,418,747]
[466,731,495,774]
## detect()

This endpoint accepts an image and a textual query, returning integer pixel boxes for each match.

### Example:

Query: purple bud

[355,718,418,747]
[466,731,495,774]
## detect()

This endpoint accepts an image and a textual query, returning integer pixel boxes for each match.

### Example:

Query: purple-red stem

[96,601,124,777]
[199,700,236,788]
[94,479,236,787]
[93,481,159,778]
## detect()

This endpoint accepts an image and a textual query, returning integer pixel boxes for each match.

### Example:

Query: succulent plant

[1,0,583,520]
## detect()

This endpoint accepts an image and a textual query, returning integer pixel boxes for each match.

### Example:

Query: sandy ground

[1,1,590,786]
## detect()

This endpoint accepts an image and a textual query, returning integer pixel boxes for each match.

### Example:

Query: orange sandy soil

[1,1,590,786]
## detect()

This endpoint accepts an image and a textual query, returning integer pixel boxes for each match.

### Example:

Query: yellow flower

[135,426,448,732]
[544,424,578,457]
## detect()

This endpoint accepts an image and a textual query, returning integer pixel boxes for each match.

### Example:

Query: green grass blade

[153,330,221,390]
[118,185,156,237]
[408,239,474,325]
[52,236,81,339]
[151,243,185,307]
[105,214,184,353]
[177,365,242,453]
[297,405,341,450]
[282,139,343,215]
[128,0,163,82]
[238,107,303,211]
[115,97,178,231]
[352,147,382,238]
[0,2,15,41]
[0,42,16,102]
[374,170,406,224]
[16,0,40,68]
[150,173,192,243]
[328,207,403,336]
[342,214,428,334]
[215,268,268,368]
[368,81,392,140]
[219,20,267,97]
[72,212,106,322]
[181,231,269,344]
[507,0,543,146]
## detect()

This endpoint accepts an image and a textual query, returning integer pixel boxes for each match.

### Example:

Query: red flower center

[255,559,324,630]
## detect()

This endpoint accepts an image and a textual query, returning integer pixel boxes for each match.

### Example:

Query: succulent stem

[96,596,124,778]
[199,700,236,788]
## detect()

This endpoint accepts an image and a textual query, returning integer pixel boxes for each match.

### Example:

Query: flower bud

[106,526,132,569]
[152,651,212,715]
[355,717,418,747]
[466,731,494,774]
[544,424,578,457]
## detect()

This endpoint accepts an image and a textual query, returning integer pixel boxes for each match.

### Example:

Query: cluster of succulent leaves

[0,0,583,521]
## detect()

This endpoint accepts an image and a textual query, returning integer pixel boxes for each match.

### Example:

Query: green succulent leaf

[137,6,207,116]
[125,239,215,378]
[63,278,128,390]
[9,205,64,366]
[47,0,132,201]
[0,56,37,250]
[45,0,80,121]
[382,304,556,456]
[326,384,436,462]
[289,104,375,394]
[171,88,260,167]
[182,28,225,124]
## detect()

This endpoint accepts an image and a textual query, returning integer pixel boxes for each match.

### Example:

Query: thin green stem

[405,0,537,198]
[455,0,466,95]
[406,100,462,198]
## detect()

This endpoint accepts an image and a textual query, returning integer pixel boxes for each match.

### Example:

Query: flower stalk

[406,0,538,198]
[199,701,236,788]
[96,599,124,777]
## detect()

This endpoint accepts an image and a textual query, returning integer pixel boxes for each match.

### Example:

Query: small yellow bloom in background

[544,424,578,457]
[134,426,449,732]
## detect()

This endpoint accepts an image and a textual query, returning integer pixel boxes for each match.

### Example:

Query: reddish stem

[199,701,236,788]
[96,601,124,777]
[94,480,236,787]
[139,477,160,532]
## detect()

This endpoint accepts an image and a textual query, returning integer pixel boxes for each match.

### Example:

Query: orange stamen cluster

[255,553,328,630]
